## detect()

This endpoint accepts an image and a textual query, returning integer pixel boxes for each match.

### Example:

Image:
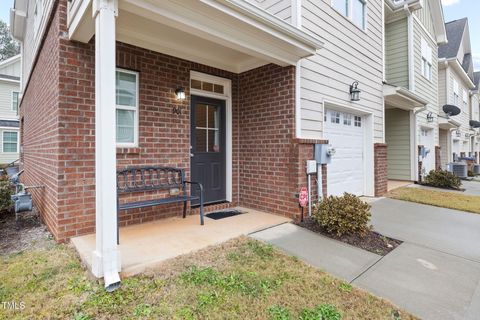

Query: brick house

[11,0,388,286]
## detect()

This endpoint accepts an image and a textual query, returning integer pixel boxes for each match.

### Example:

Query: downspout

[413,106,427,180]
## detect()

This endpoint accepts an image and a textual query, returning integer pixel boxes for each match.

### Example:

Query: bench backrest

[117,166,185,194]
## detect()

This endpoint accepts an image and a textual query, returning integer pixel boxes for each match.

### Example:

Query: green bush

[424,170,462,189]
[468,170,476,177]
[0,180,13,212]
[313,193,371,237]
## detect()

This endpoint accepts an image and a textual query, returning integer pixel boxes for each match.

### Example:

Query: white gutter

[439,57,476,89]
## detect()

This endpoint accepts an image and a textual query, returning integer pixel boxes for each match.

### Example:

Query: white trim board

[190,71,232,203]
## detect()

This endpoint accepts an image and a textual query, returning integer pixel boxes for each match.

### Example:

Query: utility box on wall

[314,144,335,164]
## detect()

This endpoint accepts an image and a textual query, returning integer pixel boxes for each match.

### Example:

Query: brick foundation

[435,146,441,170]
[374,143,388,196]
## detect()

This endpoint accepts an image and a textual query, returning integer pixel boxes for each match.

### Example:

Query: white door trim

[190,71,232,202]
[322,100,375,197]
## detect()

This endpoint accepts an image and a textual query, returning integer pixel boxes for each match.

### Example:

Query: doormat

[206,210,246,220]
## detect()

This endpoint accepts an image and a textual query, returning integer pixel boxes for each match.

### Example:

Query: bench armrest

[184,180,204,192]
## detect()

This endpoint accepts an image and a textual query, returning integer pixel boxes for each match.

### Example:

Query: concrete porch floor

[71,207,290,277]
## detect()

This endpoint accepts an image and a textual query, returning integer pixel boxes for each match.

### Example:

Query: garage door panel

[324,109,365,196]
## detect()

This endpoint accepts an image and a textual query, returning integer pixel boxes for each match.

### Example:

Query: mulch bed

[0,207,52,255]
[295,217,402,256]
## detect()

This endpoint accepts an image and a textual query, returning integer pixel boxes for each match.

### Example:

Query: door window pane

[116,109,135,143]
[208,130,220,152]
[195,128,207,152]
[195,104,207,128]
[116,71,137,107]
[3,132,18,153]
[195,104,221,153]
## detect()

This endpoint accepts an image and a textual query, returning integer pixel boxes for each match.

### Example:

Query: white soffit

[69,0,323,73]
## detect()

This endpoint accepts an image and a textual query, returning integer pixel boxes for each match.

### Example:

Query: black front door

[190,96,226,205]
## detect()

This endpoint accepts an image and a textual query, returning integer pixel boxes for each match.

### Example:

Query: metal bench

[116,166,204,244]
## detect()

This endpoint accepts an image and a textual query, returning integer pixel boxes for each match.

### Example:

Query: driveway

[250,199,480,320]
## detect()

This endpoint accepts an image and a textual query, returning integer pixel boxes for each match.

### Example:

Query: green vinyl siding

[413,2,435,36]
[386,109,411,180]
[385,18,409,88]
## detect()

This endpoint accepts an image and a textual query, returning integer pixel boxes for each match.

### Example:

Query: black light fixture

[426,112,434,123]
[455,129,461,137]
[175,87,186,101]
[349,81,361,101]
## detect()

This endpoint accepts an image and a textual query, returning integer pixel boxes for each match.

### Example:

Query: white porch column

[91,0,120,291]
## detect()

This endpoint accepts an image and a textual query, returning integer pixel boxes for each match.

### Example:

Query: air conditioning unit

[474,164,480,175]
[448,163,468,178]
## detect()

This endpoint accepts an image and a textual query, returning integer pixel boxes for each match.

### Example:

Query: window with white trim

[343,113,352,125]
[116,69,138,146]
[354,116,362,127]
[462,89,468,112]
[331,0,366,29]
[3,131,18,153]
[421,38,432,81]
[12,91,19,114]
[330,111,341,124]
[453,79,459,107]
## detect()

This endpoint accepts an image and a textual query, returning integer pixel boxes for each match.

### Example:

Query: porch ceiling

[383,85,428,110]
[438,116,461,130]
[68,0,323,73]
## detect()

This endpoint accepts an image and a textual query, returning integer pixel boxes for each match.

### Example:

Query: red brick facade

[374,143,388,196]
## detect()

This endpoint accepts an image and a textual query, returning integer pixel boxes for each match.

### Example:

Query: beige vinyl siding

[245,0,292,22]
[300,0,384,141]
[413,1,435,36]
[439,129,449,168]
[413,18,439,145]
[438,68,447,106]
[385,18,409,88]
[385,108,411,180]
[448,69,471,152]
[0,128,19,165]
[0,80,20,120]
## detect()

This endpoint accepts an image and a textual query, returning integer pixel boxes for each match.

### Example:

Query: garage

[419,127,435,174]
[323,109,365,196]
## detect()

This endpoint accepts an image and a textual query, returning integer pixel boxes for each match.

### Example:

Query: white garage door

[324,109,365,196]
[419,128,435,174]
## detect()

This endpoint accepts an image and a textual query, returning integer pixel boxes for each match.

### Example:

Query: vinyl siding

[413,1,435,36]
[385,18,409,88]
[0,59,21,77]
[0,80,20,120]
[385,108,411,180]
[439,129,449,168]
[244,0,292,22]
[413,18,439,146]
[300,0,384,141]
[438,68,447,106]
[447,69,471,152]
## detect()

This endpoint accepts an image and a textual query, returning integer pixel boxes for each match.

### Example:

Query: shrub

[468,170,476,177]
[0,180,13,212]
[313,193,371,237]
[424,170,462,189]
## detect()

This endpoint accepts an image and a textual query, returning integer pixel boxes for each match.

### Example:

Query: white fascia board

[429,0,447,45]
[0,55,21,68]
[447,58,475,89]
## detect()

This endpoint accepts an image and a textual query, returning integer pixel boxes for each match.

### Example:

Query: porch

[64,0,322,289]
[72,208,290,277]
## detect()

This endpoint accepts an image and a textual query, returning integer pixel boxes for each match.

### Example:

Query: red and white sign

[299,187,308,207]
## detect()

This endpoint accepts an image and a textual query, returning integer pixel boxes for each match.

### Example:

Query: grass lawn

[388,187,480,214]
[0,237,415,320]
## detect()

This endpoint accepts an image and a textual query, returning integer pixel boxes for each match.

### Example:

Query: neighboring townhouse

[438,18,476,168]
[383,0,447,182]
[11,0,387,282]
[0,55,21,165]
[471,72,480,161]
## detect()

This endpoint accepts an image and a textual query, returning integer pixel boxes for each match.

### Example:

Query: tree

[0,20,20,62]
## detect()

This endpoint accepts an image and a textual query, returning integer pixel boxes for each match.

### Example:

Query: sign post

[299,186,308,221]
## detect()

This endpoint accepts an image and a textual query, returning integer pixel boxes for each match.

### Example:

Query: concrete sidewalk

[250,198,480,320]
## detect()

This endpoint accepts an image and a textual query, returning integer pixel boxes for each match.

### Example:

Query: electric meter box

[306,160,317,174]
[314,144,333,164]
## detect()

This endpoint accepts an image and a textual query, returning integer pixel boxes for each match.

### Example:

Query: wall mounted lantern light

[455,129,461,137]
[426,112,434,123]
[349,81,361,101]
[175,87,186,101]
[172,87,186,115]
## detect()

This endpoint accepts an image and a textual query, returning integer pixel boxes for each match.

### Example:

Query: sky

[0,0,478,69]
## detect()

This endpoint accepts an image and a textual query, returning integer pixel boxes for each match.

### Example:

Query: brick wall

[435,146,441,170]
[374,143,388,196]
[20,1,61,239]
